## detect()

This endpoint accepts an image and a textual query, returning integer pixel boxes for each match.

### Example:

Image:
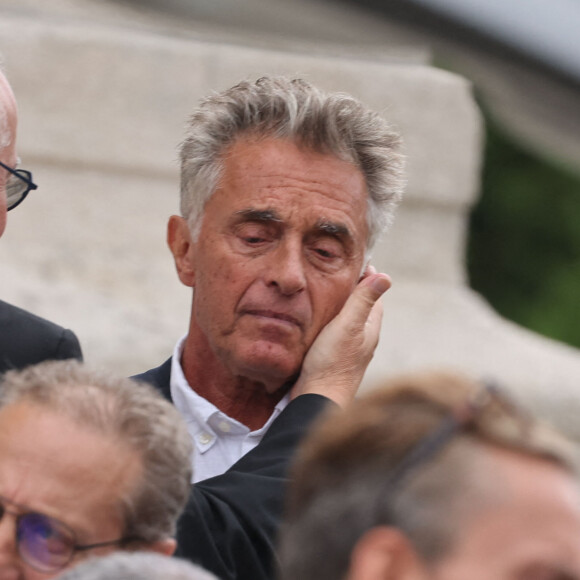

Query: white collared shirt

[170,335,290,483]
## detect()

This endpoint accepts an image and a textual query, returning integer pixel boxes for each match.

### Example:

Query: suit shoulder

[0,300,67,333]
[0,300,82,372]
[131,358,173,402]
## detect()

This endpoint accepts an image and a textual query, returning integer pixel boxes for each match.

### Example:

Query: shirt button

[198,432,213,445]
[218,421,231,433]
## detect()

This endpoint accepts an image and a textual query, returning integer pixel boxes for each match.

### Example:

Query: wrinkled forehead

[0,71,17,151]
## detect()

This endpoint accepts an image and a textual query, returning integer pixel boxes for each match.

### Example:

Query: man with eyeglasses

[279,372,580,580]
[0,360,189,580]
[0,68,82,373]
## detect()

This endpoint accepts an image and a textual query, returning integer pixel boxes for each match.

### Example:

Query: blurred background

[113,0,580,347]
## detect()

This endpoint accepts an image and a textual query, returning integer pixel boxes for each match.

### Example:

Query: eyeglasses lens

[6,172,30,209]
[17,513,73,572]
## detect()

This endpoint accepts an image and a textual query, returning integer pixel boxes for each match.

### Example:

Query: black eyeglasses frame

[0,159,38,211]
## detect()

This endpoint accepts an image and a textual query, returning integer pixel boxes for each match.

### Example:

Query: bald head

[0,69,18,237]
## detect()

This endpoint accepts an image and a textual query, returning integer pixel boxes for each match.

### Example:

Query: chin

[235,343,303,389]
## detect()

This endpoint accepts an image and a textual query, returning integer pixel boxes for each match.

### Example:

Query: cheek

[194,254,254,318]
[310,275,357,324]
[205,255,252,296]
[24,567,52,580]
[198,237,250,283]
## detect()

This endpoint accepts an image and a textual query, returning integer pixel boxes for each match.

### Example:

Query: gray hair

[278,371,577,580]
[56,553,217,580]
[0,360,193,543]
[180,76,405,250]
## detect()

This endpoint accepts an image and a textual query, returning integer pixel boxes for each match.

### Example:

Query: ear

[167,215,196,288]
[347,527,427,580]
[143,537,176,556]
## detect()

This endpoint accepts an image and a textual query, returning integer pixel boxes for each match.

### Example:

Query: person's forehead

[0,402,141,530]
[491,446,580,509]
[215,137,369,235]
[222,136,364,185]
[0,71,17,152]
[442,447,580,576]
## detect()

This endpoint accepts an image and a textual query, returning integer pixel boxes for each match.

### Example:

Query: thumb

[291,272,391,406]
[338,273,391,329]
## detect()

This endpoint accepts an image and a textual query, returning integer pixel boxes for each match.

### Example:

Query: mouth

[243,309,303,329]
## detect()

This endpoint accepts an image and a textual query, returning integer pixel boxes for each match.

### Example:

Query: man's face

[0,71,18,238]
[175,137,369,389]
[429,448,580,580]
[0,401,142,579]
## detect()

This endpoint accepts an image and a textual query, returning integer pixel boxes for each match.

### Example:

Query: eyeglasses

[385,382,519,492]
[0,160,38,211]
[0,495,135,573]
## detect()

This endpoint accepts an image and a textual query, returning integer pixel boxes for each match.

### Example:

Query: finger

[365,297,384,349]
[358,273,391,308]
[366,293,384,328]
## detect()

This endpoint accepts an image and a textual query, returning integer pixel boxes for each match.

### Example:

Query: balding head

[0,68,18,237]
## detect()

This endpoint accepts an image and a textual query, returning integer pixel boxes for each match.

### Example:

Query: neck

[180,336,291,431]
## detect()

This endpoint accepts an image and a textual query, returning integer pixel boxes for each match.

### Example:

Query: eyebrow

[314,219,352,240]
[234,208,283,223]
[233,210,354,246]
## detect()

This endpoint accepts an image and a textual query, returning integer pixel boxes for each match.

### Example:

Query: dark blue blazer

[133,357,172,401]
[0,299,82,374]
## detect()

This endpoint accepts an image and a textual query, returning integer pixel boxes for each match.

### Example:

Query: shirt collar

[169,335,290,436]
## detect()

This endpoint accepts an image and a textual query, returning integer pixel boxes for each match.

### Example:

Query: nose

[0,514,19,579]
[266,239,307,296]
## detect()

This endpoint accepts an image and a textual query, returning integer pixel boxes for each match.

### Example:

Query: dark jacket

[0,299,82,374]
[135,359,330,580]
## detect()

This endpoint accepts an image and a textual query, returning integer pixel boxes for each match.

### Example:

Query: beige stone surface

[1,5,579,440]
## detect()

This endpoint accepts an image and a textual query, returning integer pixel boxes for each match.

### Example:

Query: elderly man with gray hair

[279,372,580,580]
[136,74,404,486]
[0,67,82,372]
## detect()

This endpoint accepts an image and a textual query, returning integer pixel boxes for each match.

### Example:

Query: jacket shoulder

[131,357,173,402]
[0,300,82,372]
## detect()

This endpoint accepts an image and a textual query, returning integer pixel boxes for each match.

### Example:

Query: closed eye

[232,221,278,253]
[314,247,336,259]
[308,237,348,271]
[243,236,267,244]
